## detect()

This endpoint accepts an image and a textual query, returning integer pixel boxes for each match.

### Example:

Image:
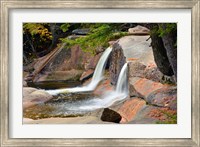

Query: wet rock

[80,69,94,81]
[93,79,114,95]
[101,108,122,123]
[72,29,90,35]
[117,98,146,123]
[128,25,150,35]
[23,88,53,109]
[146,87,177,110]
[109,43,126,85]
[128,61,146,78]
[129,77,168,99]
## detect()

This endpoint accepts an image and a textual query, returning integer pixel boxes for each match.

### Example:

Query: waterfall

[78,62,128,110]
[46,47,112,95]
[116,63,128,95]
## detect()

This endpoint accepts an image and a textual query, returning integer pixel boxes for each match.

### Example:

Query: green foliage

[157,23,177,37]
[23,23,52,41]
[60,23,70,32]
[156,109,177,124]
[61,23,128,54]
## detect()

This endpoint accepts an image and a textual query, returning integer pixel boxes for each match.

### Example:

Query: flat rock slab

[129,105,177,124]
[129,77,168,99]
[146,87,177,110]
[38,69,83,81]
[118,35,155,66]
[118,97,146,123]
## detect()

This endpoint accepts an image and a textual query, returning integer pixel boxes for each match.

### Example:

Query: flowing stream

[46,47,112,95]
[24,48,129,119]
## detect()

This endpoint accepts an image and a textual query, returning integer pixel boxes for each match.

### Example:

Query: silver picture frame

[0,0,199,146]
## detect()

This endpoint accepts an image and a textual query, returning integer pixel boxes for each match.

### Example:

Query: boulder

[117,97,146,123]
[118,35,155,66]
[109,43,126,85]
[23,87,38,97]
[23,88,53,109]
[79,69,94,81]
[144,65,163,83]
[38,69,83,81]
[86,53,102,70]
[146,87,177,110]
[101,108,122,123]
[128,25,150,35]
[72,28,90,35]
[129,77,168,99]
[128,61,146,78]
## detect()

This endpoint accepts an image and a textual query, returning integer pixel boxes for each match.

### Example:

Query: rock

[146,87,177,110]
[118,35,155,66]
[109,43,126,85]
[23,87,38,97]
[67,35,85,40]
[93,79,114,95]
[86,53,102,70]
[128,61,146,78]
[80,69,94,81]
[128,25,150,35]
[129,105,177,124]
[38,70,83,81]
[23,80,27,87]
[101,108,122,123]
[129,77,168,99]
[95,46,104,54]
[117,98,146,123]
[72,28,90,35]
[69,45,92,70]
[144,65,163,83]
[23,88,53,109]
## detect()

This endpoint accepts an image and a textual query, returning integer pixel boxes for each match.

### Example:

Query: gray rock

[72,29,90,35]
[128,61,146,78]
[109,43,126,85]
[146,87,177,110]
[128,25,150,35]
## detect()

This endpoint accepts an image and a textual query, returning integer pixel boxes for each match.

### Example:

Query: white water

[46,47,112,95]
[116,63,128,94]
[76,63,129,111]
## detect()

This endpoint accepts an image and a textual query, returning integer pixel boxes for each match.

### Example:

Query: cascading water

[78,62,128,110]
[46,47,112,95]
[116,63,128,95]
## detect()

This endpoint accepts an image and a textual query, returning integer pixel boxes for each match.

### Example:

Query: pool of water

[27,80,82,90]
[23,92,97,120]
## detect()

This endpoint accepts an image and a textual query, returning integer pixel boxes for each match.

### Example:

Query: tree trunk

[159,24,177,81]
[147,24,174,76]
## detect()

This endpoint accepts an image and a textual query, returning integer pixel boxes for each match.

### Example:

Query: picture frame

[0,0,199,146]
